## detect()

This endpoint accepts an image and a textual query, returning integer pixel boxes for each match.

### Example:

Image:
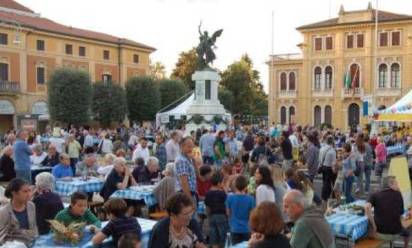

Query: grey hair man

[283,190,335,248]
[365,176,408,247]
[35,172,55,191]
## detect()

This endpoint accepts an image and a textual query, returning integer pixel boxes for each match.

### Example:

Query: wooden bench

[354,238,385,248]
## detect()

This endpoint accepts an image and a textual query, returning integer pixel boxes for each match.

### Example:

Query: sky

[19,0,412,92]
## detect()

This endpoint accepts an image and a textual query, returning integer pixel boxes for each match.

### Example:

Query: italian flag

[344,72,352,89]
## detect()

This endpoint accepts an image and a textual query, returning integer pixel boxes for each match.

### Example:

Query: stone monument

[186,23,231,132]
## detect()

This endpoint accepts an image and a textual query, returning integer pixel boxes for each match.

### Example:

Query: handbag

[318,147,331,174]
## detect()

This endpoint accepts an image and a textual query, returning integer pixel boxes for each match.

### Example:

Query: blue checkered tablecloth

[33,218,156,248]
[326,213,368,241]
[110,188,157,207]
[55,177,104,196]
[387,144,405,156]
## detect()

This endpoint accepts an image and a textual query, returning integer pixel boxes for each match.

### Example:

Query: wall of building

[269,16,412,130]
[0,24,153,131]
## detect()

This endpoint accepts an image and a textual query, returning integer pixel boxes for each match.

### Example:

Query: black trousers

[321,167,335,201]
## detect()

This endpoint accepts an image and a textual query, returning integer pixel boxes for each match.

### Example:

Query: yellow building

[268,4,412,130]
[0,0,155,134]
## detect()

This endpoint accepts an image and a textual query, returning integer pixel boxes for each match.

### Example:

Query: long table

[55,177,104,196]
[110,185,158,207]
[33,217,156,248]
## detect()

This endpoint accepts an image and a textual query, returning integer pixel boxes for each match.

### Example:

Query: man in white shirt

[128,132,138,150]
[49,133,65,154]
[132,138,150,164]
[83,130,94,149]
[165,131,180,162]
[99,134,113,154]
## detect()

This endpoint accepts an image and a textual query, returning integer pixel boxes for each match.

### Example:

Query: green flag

[344,72,352,89]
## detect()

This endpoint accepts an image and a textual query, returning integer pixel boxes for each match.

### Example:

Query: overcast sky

[19,0,412,91]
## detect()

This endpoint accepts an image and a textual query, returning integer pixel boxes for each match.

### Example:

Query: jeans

[343,175,354,203]
[321,167,335,201]
[357,165,371,194]
[70,158,78,175]
[16,169,32,184]
[209,214,229,246]
[364,168,371,192]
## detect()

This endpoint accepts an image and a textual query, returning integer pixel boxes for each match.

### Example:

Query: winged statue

[196,22,223,69]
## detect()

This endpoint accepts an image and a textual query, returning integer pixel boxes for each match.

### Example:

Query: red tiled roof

[0,1,155,51]
[0,0,34,13]
[297,9,412,30]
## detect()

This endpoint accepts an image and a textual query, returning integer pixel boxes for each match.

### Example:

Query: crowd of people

[0,122,410,248]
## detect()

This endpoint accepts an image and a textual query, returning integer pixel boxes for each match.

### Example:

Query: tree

[220,54,266,115]
[158,79,187,109]
[48,68,92,124]
[91,81,127,127]
[218,86,234,113]
[126,76,160,122]
[171,48,199,89]
[150,61,166,80]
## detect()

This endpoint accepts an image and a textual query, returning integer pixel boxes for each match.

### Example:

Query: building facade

[0,0,155,134]
[268,4,412,130]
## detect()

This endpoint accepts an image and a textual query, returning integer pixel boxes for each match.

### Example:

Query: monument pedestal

[186,69,230,132]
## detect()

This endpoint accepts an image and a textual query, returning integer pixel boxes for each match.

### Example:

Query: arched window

[391,63,400,88]
[325,105,332,125]
[314,67,322,89]
[348,103,360,128]
[378,64,387,88]
[350,64,360,88]
[314,105,321,126]
[289,106,295,124]
[280,106,287,125]
[0,62,9,81]
[325,66,333,89]
[280,72,287,90]
[289,72,296,91]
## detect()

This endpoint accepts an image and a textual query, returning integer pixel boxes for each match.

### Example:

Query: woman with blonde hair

[296,170,315,206]
[97,153,116,179]
[271,165,290,211]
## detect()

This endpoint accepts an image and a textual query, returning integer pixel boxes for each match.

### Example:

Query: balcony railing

[270,53,302,61]
[0,81,20,93]
[312,88,333,97]
[376,87,401,97]
[341,87,363,98]
[278,90,297,98]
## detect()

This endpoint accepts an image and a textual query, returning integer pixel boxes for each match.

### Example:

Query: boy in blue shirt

[52,153,74,179]
[205,172,228,248]
[225,175,256,244]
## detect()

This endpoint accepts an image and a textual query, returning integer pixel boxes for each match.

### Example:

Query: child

[205,172,228,248]
[92,198,141,247]
[197,165,213,200]
[225,175,256,245]
[55,191,101,228]
[118,233,141,248]
[232,158,243,175]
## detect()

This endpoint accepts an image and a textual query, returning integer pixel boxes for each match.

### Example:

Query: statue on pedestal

[196,22,223,69]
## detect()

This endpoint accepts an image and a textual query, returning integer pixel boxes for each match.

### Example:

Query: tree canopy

[126,76,160,122]
[48,68,92,125]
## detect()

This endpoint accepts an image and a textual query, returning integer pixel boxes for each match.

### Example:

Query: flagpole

[371,0,379,133]
[373,0,379,107]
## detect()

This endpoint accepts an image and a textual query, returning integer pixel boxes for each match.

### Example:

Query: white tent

[376,89,412,121]
[155,93,194,127]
